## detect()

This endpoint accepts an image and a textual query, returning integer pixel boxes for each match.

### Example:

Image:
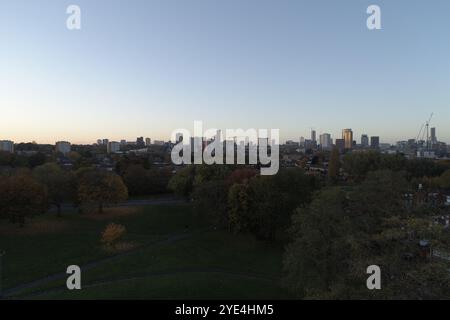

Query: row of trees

[341,151,450,182]
[0,164,128,226]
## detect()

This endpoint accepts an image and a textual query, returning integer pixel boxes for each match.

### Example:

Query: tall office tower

[0,140,14,153]
[430,127,437,144]
[370,136,380,149]
[55,141,71,155]
[361,134,369,148]
[311,130,316,143]
[107,141,121,154]
[319,133,332,150]
[145,137,151,146]
[342,129,353,150]
[102,139,109,145]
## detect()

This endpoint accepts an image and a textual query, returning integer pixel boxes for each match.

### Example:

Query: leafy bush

[101,223,126,248]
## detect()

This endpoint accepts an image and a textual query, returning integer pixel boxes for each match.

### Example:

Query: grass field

[0,203,293,299]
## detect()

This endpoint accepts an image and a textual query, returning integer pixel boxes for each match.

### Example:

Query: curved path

[19,268,280,299]
[2,227,207,298]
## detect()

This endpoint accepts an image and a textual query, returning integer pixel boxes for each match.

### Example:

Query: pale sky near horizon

[1,0,449,144]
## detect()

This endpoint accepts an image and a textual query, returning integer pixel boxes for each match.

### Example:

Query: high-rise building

[342,129,353,150]
[319,133,332,150]
[431,127,437,144]
[102,139,109,145]
[97,139,102,145]
[107,141,121,154]
[136,137,145,148]
[361,134,369,148]
[145,137,151,146]
[299,136,305,148]
[120,140,127,145]
[55,141,71,155]
[311,130,316,143]
[0,140,14,153]
[370,136,380,149]
[335,139,345,153]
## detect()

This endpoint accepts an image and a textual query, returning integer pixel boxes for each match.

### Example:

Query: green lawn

[0,203,292,299]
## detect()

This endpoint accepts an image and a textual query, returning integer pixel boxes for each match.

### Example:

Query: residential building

[0,140,14,153]
[55,141,71,155]
[107,141,121,154]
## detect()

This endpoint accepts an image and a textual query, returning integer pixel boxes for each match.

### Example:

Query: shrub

[101,223,126,247]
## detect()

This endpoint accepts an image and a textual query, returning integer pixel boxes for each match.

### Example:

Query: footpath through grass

[0,203,293,299]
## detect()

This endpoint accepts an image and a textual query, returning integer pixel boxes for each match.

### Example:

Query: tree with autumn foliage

[77,169,128,213]
[0,174,48,226]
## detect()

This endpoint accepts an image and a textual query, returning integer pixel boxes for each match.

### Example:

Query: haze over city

[1,0,449,144]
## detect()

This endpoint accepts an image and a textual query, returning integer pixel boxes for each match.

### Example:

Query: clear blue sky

[1,0,449,144]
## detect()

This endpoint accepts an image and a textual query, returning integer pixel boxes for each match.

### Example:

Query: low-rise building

[55,141,71,155]
[0,140,14,153]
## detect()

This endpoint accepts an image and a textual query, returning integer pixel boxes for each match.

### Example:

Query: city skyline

[1,1,450,144]
[1,124,445,146]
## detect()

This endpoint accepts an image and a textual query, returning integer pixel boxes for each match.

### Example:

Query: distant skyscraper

[136,137,145,148]
[55,141,71,155]
[145,137,151,146]
[361,134,369,147]
[335,139,345,153]
[311,130,316,143]
[319,133,332,150]
[102,139,109,145]
[0,140,14,153]
[120,139,127,145]
[342,129,353,150]
[370,136,380,149]
[299,136,305,147]
[107,141,121,154]
[430,127,437,144]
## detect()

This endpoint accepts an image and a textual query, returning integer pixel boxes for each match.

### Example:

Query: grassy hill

[0,203,293,299]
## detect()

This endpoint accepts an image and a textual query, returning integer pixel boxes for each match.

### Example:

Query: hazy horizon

[1,0,449,145]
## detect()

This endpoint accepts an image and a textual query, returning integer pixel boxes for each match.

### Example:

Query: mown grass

[0,203,292,299]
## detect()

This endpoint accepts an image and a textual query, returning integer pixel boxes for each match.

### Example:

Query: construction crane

[425,113,434,150]
[416,113,434,150]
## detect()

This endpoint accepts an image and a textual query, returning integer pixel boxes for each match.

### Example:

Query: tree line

[0,164,128,226]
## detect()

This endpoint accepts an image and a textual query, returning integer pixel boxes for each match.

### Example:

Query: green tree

[192,180,229,226]
[437,169,450,190]
[168,165,196,198]
[123,164,151,196]
[228,168,317,240]
[228,183,250,233]
[33,163,75,216]
[328,147,341,182]
[283,188,352,298]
